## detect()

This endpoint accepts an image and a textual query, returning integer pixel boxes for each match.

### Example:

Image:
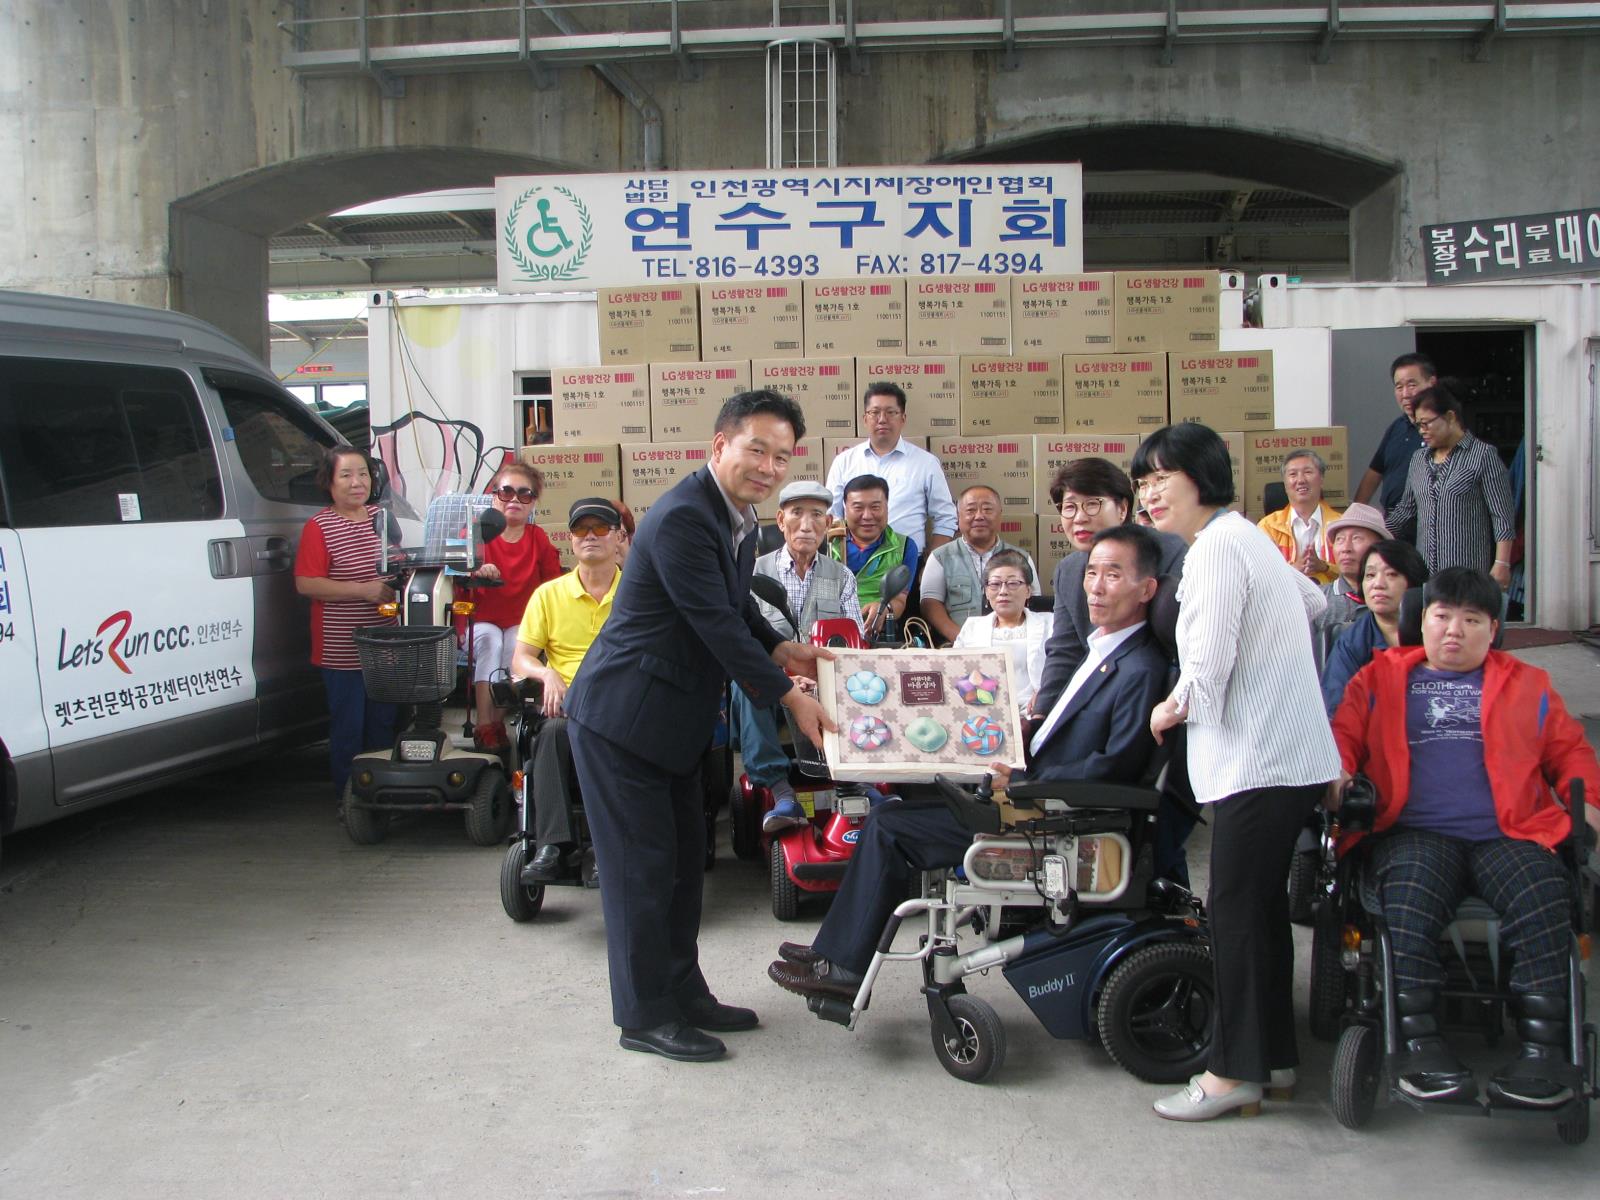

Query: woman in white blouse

[1137,424,1341,1123]
[952,550,1052,712]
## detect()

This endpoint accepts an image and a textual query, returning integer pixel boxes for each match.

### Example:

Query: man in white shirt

[824,381,956,549]
[767,526,1172,1000]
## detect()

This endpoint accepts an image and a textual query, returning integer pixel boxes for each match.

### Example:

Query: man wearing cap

[740,480,866,834]
[510,497,626,882]
[1314,502,1392,667]
[565,390,834,1064]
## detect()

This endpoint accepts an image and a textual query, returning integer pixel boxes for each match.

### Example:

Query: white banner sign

[496,166,1084,291]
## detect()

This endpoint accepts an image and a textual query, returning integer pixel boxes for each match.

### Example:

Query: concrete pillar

[168,210,271,362]
[1350,176,1405,281]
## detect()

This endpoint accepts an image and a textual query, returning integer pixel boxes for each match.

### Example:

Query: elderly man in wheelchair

[1326,566,1600,1122]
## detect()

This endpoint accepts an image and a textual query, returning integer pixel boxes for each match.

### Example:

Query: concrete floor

[4,647,1600,1197]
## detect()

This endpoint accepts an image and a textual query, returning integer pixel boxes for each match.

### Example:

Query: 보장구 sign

[497,167,1084,291]
[1424,207,1600,284]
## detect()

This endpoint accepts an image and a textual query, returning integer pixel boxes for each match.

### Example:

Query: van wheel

[771,839,799,921]
[466,770,514,846]
[1288,849,1319,925]
[1097,941,1214,1083]
[341,782,387,845]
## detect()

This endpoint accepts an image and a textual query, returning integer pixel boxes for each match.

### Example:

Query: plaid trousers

[1368,827,1572,993]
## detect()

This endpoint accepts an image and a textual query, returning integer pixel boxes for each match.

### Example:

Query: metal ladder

[767,1,837,169]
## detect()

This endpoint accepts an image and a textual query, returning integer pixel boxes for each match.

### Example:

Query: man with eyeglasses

[510,497,626,883]
[919,484,1042,643]
[739,480,867,834]
[1351,352,1434,538]
[824,381,956,550]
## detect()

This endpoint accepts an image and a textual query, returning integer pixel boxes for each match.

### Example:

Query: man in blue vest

[736,480,866,834]
[827,474,918,639]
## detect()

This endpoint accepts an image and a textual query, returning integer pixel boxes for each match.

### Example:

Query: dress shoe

[681,996,760,1032]
[1267,1068,1297,1101]
[525,843,569,883]
[762,796,808,836]
[1153,1076,1263,1122]
[767,957,862,1001]
[777,941,821,967]
[618,1021,726,1062]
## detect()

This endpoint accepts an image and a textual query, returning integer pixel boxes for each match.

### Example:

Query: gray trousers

[531,716,579,847]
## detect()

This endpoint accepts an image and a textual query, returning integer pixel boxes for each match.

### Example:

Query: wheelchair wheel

[1330,1022,1381,1129]
[1309,898,1347,1042]
[770,838,799,921]
[1097,941,1214,1083]
[340,781,388,846]
[499,841,545,922]
[931,994,1007,1084]
[1288,849,1319,926]
[730,781,761,862]
[465,770,514,846]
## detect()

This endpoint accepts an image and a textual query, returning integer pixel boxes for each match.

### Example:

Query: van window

[0,356,223,527]
[218,387,336,506]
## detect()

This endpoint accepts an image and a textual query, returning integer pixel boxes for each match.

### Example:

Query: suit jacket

[1024,625,1171,786]
[565,468,792,774]
[1034,529,1187,715]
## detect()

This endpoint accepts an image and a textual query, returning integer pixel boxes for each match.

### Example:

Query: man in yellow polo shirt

[511,497,624,882]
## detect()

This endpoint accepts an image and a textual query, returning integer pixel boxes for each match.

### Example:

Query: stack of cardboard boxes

[520,273,1347,589]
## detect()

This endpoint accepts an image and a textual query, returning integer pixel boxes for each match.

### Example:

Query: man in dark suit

[768,525,1171,1000]
[567,390,833,1062]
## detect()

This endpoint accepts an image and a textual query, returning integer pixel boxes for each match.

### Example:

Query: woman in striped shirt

[1137,424,1341,1122]
[1385,386,1516,587]
[293,447,398,799]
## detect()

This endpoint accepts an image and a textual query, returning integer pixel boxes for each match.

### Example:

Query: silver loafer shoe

[1154,1076,1264,1121]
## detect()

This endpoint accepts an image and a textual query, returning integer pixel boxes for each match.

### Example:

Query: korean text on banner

[497,167,1085,292]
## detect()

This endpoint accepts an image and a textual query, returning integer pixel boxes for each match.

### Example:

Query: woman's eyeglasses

[985,578,1029,592]
[1059,497,1107,518]
[1135,472,1179,498]
[493,485,537,502]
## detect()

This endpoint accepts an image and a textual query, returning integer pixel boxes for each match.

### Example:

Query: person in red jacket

[1330,566,1600,1111]
[468,462,563,749]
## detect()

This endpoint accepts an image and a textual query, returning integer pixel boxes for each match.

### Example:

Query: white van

[0,291,348,857]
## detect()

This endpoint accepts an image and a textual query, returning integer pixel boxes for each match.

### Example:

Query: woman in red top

[469,463,563,747]
[293,447,398,797]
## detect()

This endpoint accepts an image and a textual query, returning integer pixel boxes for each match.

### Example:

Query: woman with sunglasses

[1135,423,1340,1123]
[951,550,1052,712]
[468,463,563,749]
[1384,385,1516,587]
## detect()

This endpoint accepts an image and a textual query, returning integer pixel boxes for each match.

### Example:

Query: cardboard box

[1242,427,1351,520]
[648,360,751,442]
[1114,271,1221,352]
[958,356,1063,435]
[1035,517,1076,594]
[1219,431,1245,514]
[597,284,699,363]
[553,367,650,443]
[515,443,622,526]
[755,437,826,522]
[619,441,712,521]
[804,279,907,356]
[930,435,1038,515]
[752,357,857,436]
[1061,353,1169,433]
[1033,434,1144,516]
[853,355,959,437]
[538,523,578,573]
[1168,350,1275,431]
[993,512,1038,565]
[699,283,804,359]
[906,278,1011,356]
[1010,274,1115,353]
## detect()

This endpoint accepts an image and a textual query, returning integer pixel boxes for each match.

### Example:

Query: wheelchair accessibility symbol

[503,185,593,283]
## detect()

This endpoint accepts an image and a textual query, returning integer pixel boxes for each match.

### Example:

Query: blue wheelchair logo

[843,829,861,844]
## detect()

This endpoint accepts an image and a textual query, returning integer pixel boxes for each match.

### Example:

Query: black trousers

[530,716,578,848]
[811,795,972,975]
[569,718,711,1030]
[1205,782,1323,1083]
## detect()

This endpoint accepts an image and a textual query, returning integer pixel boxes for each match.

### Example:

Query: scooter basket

[354,625,457,704]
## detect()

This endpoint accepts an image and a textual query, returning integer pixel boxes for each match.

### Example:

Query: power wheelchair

[1308,587,1598,1143]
